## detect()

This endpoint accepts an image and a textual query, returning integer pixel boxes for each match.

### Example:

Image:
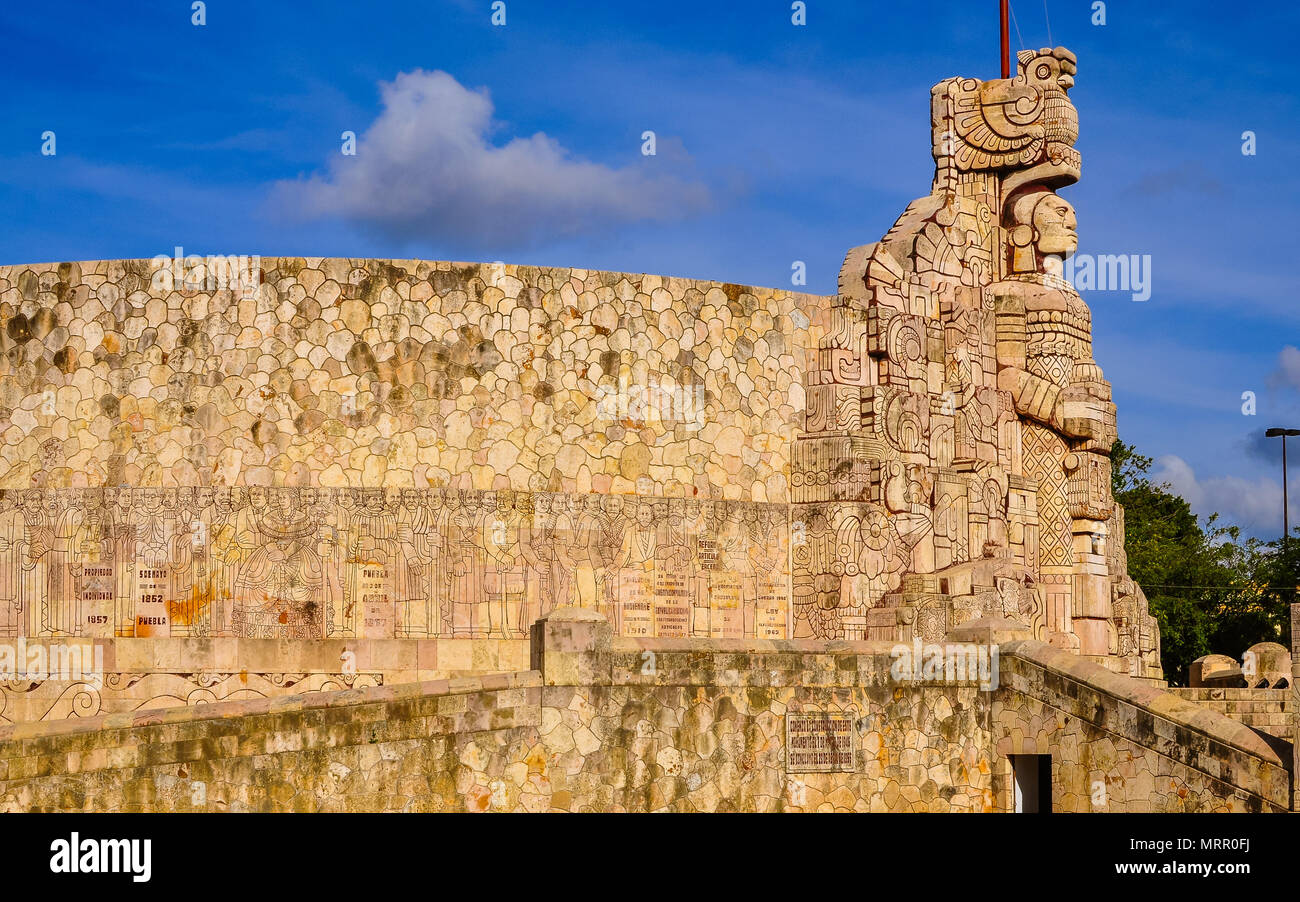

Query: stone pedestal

[530,606,612,687]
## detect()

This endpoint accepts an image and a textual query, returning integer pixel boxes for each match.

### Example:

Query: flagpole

[1001,0,1011,77]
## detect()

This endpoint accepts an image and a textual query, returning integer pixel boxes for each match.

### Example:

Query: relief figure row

[0,488,789,641]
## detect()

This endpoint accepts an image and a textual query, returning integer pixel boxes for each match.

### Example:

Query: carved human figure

[225,487,264,634]
[788,47,1160,674]
[594,495,625,624]
[791,507,837,639]
[432,489,463,636]
[208,487,239,636]
[0,492,25,637]
[513,492,546,634]
[234,490,325,638]
[569,495,605,612]
[993,187,1116,654]
[443,489,483,637]
[528,493,569,621]
[397,488,433,637]
[347,489,402,638]
[165,487,201,636]
[614,499,661,636]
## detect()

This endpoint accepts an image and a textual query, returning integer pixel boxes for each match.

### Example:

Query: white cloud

[1153,454,1295,534]
[270,69,711,250]
[1270,345,1300,393]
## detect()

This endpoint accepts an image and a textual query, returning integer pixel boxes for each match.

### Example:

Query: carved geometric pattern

[1022,424,1071,567]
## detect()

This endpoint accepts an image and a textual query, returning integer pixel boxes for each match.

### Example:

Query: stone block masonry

[1168,688,1292,742]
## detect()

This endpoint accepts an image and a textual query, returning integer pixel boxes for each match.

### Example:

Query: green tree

[1110,440,1288,685]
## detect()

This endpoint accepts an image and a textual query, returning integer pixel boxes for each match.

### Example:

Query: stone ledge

[609,637,905,655]
[1000,639,1287,769]
[1169,687,1293,702]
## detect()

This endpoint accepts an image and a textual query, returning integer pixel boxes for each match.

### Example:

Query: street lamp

[1265,427,1300,545]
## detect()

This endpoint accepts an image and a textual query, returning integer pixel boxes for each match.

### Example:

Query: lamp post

[1265,428,1300,545]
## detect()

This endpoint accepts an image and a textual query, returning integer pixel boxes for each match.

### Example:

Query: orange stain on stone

[524,747,549,776]
[166,583,214,627]
[466,786,492,811]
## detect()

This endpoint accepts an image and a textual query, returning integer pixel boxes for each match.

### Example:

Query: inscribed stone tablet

[786,712,855,773]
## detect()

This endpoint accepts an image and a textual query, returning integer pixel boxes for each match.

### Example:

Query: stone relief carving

[0,670,384,725]
[792,46,1161,679]
[0,487,789,643]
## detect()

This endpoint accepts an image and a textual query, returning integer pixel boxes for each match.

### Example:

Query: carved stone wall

[0,259,823,498]
[0,487,787,642]
[0,260,817,721]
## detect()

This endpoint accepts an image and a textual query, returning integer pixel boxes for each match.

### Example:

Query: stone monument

[791,47,1161,679]
[0,45,1162,728]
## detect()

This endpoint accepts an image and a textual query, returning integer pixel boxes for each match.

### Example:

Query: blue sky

[1,0,1297,537]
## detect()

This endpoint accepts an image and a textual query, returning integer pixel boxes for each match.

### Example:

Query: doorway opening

[1010,754,1052,812]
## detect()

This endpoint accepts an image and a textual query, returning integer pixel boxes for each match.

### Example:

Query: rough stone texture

[0,260,814,720]
[0,259,822,498]
[0,610,1284,813]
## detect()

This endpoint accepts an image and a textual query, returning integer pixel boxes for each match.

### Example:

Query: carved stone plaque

[785,712,856,773]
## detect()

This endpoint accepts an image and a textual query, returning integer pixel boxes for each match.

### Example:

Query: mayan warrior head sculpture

[793,47,1161,680]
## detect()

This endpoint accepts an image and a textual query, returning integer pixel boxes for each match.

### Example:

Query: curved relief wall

[0,258,827,499]
[0,259,824,677]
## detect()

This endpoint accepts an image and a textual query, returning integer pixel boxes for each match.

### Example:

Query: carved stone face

[1020,47,1080,154]
[1033,194,1078,259]
[22,490,43,517]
